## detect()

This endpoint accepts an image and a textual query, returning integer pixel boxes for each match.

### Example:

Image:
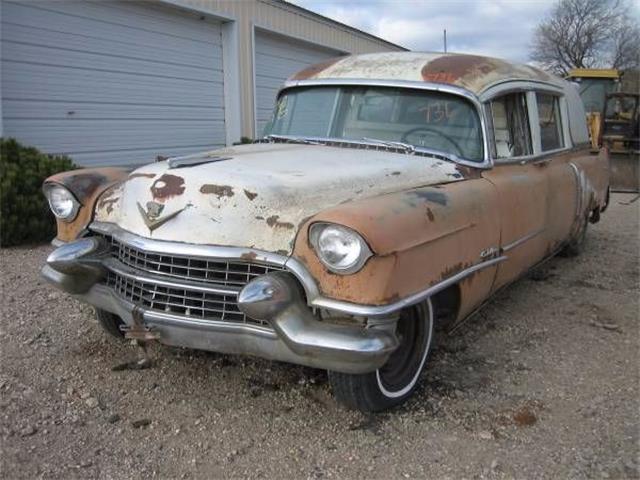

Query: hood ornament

[137,201,184,232]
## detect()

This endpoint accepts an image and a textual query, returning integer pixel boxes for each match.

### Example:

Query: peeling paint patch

[240,251,258,261]
[150,174,185,201]
[405,189,448,207]
[243,189,258,201]
[426,207,435,222]
[455,164,482,179]
[200,184,234,198]
[266,215,295,230]
[99,197,119,215]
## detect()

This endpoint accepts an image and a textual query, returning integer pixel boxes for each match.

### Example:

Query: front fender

[292,179,501,312]
[43,167,130,243]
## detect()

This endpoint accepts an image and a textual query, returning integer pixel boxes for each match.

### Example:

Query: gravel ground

[1,193,638,479]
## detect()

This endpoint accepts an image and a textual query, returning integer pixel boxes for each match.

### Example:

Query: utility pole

[443,29,447,53]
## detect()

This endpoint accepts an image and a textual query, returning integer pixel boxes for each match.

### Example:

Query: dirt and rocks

[0,193,638,479]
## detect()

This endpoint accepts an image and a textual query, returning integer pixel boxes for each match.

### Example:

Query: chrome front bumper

[42,237,399,374]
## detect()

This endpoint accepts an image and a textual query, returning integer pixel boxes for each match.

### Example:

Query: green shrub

[232,136,254,145]
[0,138,76,247]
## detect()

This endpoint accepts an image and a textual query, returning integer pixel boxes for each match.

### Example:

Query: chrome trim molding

[310,256,507,317]
[568,162,584,219]
[278,78,492,169]
[501,228,545,253]
[91,222,289,267]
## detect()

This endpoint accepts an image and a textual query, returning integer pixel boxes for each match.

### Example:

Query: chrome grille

[105,271,265,326]
[100,234,284,287]
[95,233,286,328]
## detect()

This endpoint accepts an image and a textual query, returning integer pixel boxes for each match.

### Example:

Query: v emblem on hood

[137,201,185,232]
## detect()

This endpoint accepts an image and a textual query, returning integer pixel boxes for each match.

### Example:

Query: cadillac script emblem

[137,201,184,232]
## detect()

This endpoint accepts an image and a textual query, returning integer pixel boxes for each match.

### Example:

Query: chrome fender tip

[237,271,299,320]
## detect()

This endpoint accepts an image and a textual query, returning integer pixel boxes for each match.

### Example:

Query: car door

[531,91,581,251]
[481,89,552,290]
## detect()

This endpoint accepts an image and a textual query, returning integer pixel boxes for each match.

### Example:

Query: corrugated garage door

[1,1,226,166]
[254,29,342,136]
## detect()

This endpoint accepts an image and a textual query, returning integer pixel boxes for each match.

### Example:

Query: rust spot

[200,184,234,198]
[276,249,289,256]
[421,55,500,84]
[266,215,294,230]
[128,172,155,180]
[150,174,185,201]
[455,164,482,179]
[426,207,435,222]
[405,189,448,207]
[289,56,343,80]
[60,172,109,199]
[438,262,472,282]
[240,251,258,261]
[243,189,258,201]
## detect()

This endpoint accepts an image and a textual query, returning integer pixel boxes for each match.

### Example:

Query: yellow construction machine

[567,69,639,192]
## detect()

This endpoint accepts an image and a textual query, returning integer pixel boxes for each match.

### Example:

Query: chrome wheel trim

[375,297,433,399]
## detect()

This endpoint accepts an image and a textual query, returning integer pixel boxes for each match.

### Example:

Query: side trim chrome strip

[501,228,545,253]
[310,256,507,317]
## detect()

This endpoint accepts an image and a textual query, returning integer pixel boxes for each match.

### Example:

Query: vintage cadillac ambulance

[42,53,609,411]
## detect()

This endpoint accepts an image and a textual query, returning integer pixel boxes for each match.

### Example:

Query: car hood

[94,143,466,253]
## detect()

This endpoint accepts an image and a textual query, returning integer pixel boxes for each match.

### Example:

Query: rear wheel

[95,308,125,339]
[328,299,434,412]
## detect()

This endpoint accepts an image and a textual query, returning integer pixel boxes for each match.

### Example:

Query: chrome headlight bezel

[43,183,80,222]
[309,222,373,275]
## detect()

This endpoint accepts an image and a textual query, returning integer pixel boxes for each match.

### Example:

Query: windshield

[263,86,484,161]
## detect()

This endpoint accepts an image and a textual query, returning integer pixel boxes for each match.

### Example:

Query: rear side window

[489,93,532,159]
[537,93,564,151]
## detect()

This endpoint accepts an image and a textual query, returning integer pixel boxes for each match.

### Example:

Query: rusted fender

[44,167,130,242]
[292,179,501,308]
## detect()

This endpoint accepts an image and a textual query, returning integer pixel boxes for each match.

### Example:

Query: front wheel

[328,299,434,412]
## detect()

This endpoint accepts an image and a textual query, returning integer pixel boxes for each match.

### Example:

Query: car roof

[289,52,564,96]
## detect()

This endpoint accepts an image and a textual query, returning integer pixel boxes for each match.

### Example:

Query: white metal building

[0,0,405,166]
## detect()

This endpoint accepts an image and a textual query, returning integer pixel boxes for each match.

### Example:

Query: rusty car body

[42,52,609,411]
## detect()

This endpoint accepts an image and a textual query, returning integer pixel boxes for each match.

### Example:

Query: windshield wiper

[361,138,415,154]
[263,134,322,145]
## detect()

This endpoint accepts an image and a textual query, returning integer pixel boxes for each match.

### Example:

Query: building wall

[161,0,405,139]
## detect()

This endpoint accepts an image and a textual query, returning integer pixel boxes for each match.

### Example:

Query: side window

[489,93,532,159]
[536,93,564,151]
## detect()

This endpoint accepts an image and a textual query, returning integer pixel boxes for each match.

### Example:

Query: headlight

[43,184,80,221]
[309,223,372,274]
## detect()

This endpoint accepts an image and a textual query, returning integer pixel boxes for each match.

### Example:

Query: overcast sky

[287,0,568,63]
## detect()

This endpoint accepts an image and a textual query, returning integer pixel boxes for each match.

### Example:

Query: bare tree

[530,0,640,75]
